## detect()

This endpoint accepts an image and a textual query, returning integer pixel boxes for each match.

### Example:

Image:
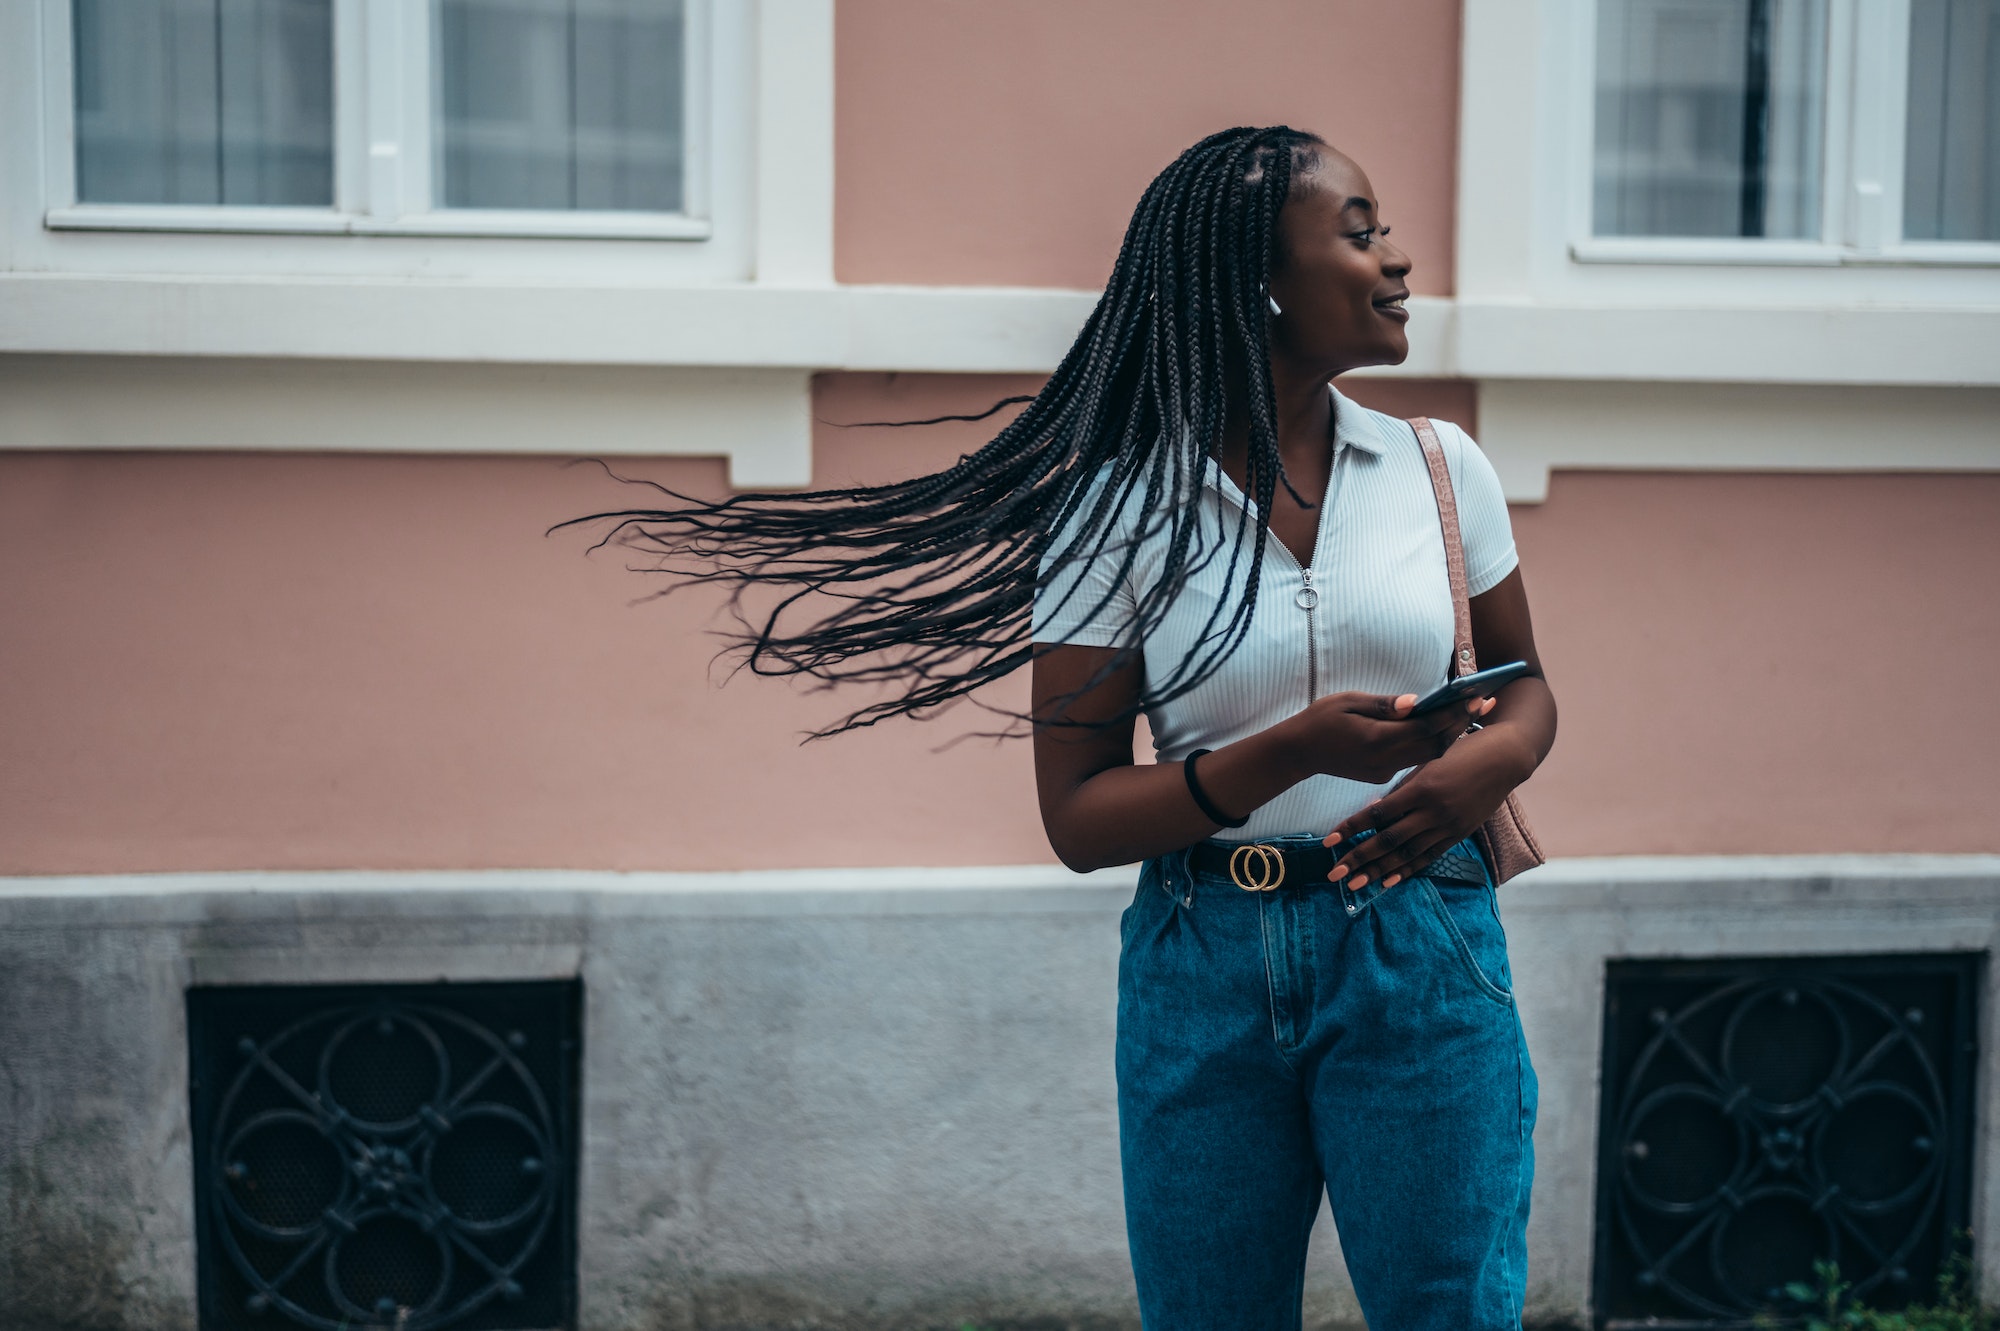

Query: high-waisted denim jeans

[1116,832,1538,1330]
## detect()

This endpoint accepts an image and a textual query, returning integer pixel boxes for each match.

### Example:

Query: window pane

[1594,0,1827,238]
[72,0,333,206]
[1904,0,2000,240]
[436,0,684,212]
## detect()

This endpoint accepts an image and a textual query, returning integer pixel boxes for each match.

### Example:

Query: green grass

[1754,1250,1993,1331]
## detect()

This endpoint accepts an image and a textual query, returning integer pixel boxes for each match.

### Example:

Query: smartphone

[1408,660,1531,716]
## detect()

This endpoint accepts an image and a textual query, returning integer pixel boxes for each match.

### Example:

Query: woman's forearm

[1043,716,1314,872]
[1476,676,1557,786]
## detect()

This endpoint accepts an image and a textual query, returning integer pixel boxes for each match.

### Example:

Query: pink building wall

[835,0,1463,294]
[5,2,1994,877]
[4,372,1996,876]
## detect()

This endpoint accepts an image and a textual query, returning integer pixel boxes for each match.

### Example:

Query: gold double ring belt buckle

[1228,843,1286,892]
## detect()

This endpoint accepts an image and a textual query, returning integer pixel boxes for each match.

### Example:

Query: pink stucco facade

[3,0,1996,877]
[834,0,1463,293]
[4,372,1995,875]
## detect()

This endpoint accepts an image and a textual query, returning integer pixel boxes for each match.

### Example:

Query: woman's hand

[1284,690,1492,785]
[1319,721,1533,889]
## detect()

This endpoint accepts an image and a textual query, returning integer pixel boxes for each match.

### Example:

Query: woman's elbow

[1045,833,1099,875]
[1040,814,1108,875]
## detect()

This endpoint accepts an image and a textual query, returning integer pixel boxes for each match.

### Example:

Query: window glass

[436,0,685,213]
[71,0,334,206]
[1594,0,1827,238]
[1904,0,2000,240]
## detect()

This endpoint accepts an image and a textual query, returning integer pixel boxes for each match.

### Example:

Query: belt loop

[1340,874,1393,918]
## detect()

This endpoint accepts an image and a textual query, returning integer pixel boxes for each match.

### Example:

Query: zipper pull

[1296,567,1319,610]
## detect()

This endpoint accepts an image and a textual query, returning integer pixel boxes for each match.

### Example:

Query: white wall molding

[0,276,1103,374]
[1457,302,2000,388]
[3,853,1995,909]
[5,278,2000,389]
[8,291,1999,494]
[752,0,835,286]
[1477,378,2000,501]
[0,356,815,488]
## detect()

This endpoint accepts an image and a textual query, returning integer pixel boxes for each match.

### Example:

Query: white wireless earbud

[1268,294,1283,316]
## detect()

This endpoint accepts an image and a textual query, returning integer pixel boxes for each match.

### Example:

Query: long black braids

[551,126,1327,738]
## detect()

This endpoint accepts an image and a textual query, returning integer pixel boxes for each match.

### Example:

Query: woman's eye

[1347,228,1376,246]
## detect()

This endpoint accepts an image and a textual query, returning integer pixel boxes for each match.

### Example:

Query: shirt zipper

[1223,438,1342,714]
[1296,567,1319,706]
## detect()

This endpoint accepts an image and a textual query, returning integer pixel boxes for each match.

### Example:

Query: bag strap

[1408,417,1477,680]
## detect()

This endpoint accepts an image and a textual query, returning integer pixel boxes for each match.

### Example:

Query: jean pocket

[1424,840,1490,888]
[1125,856,1177,944]
[1419,878,1515,1006]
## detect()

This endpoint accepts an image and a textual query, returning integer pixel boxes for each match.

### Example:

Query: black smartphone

[1408,660,1531,716]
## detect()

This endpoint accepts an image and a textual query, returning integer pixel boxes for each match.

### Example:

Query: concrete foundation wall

[3,858,1995,1330]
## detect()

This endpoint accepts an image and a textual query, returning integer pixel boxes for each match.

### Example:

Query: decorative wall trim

[1477,379,2000,501]
[6,350,1995,500]
[5,278,1998,390]
[4,853,1996,911]
[753,0,835,286]
[0,356,816,488]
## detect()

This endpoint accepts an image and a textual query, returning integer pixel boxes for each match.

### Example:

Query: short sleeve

[1031,466,1141,648]
[1437,420,1518,597]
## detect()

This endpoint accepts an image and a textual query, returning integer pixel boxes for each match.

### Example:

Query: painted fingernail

[1395,694,1417,712]
[1328,864,1349,880]
[1350,874,1369,889]
[1323,833,1342,846]
[1383,874,1401,888]
[1482,697,1498,714]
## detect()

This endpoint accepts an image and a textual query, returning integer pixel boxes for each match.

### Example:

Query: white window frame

[1565,0,2000,269]
[37,0,720,242]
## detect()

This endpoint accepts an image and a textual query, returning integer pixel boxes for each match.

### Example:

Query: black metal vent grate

[189,981,581,1331]
[1593,954,1979,1328]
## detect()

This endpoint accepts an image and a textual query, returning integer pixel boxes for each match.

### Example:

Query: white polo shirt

[1032,384,1518,842]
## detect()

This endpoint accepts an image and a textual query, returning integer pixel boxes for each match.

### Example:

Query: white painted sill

[1570,237,2000,268]
[44,205,714,242]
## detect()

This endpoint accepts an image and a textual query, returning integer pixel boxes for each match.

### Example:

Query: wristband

[1183,748,1250,829]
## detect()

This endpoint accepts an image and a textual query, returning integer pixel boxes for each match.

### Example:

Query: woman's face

[1267,151,1413,375]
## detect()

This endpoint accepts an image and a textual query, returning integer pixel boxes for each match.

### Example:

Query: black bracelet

[1182,748,1250,828]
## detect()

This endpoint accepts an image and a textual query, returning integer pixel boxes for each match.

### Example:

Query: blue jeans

[1116,833,1538,1330]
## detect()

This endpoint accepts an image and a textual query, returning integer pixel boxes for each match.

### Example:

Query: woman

[565,126,1555,1330]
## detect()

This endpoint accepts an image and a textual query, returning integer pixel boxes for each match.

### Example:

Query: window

[72,0,335,207]
[47,0,704,238]
[437,0,685,213]
[1594,0,1827,239]
[1588,0,2000,256]
[1903,0,1999,241]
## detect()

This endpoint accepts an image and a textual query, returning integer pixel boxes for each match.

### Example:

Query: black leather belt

[1186,837,1488,893]
[1188,841,1338,892]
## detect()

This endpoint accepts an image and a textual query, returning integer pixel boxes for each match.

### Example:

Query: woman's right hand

[1283,691,1493,785]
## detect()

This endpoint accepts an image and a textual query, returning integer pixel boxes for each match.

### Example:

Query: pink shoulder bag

[1407,416,1547,885]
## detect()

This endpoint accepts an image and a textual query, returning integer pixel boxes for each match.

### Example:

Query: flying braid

[551,126,1327,738]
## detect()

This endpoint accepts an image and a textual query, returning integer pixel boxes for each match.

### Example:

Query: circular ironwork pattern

[208,1002,558,1330]
[1610,978,1948,1318]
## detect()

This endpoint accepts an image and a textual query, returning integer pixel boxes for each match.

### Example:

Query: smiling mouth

[1374,294,1409,320]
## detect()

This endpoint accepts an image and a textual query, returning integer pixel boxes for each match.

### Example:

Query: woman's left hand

[1320,721,1534,889]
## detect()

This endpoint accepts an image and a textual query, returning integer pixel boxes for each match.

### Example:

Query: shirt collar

[1328,383,1387,457]
[1199,382,1385,502]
